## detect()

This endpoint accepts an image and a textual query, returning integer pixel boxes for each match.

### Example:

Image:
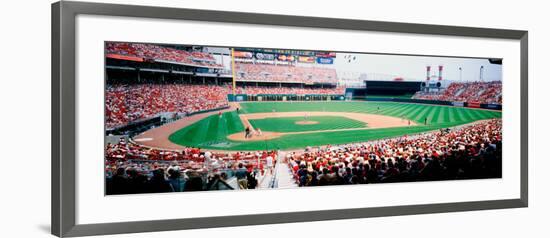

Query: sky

[206,45,502,82]
[333,52,502,82]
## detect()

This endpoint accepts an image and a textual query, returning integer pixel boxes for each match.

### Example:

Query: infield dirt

[227,111,416,141]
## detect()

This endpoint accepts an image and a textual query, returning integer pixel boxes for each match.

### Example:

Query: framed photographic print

[52,1,528,237]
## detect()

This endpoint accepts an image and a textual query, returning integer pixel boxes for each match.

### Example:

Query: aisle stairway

[257,152,298,189]
[274,152,298,189]
[259,170,273,188]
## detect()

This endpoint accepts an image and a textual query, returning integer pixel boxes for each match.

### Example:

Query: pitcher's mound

[227,131,283,141]
[295,120,319,125]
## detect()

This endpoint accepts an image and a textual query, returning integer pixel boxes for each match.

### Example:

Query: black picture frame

[52,1,528,237]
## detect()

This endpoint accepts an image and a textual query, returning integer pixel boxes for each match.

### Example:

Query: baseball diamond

[248,116,367,132]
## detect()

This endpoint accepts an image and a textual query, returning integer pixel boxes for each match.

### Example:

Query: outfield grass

[248,116,367,133]
[168,101,501,151]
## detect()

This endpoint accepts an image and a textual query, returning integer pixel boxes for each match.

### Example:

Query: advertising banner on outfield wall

[452,101,465,107]
[255,52,275,60]
[467,102,481,108]
[235,48,317,56]
[233,51,253,58]
[277,55,295,61]
[316,52,337,58]
[482,104,502,110]
[316,57,334,64]
[298,56,316,63]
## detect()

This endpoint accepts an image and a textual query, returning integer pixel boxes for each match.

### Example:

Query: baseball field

[163,101,501,151]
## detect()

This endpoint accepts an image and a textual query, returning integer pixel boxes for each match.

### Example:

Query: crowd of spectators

[105,139,277,194]
[235,63,338,84]
[288,119,502,186]
[105,138,276,164]
[105,117,502,193]
[413,81,502,104]
[106,42,221,67]
[106,84,230,128]
[106,83,348,129]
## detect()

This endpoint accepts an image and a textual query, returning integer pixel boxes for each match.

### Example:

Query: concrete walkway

[273,152,298,189]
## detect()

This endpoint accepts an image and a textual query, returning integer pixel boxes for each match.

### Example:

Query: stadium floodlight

[480,65,485,82]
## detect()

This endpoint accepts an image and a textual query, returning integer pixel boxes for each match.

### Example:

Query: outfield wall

[228,94,345,102]
[364,97,502,111]
[229,94,502,111]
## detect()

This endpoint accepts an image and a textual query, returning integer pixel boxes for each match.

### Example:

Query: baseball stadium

[104,42,503,195]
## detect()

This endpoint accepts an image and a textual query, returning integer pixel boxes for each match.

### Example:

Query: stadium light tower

[459,67,462,81]
[479,65,484,82]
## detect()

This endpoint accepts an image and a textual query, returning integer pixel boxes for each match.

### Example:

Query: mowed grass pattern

[249,116,367,133]
[169,101,501,151]
[240,102,501,125]
[168,111,244,146]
